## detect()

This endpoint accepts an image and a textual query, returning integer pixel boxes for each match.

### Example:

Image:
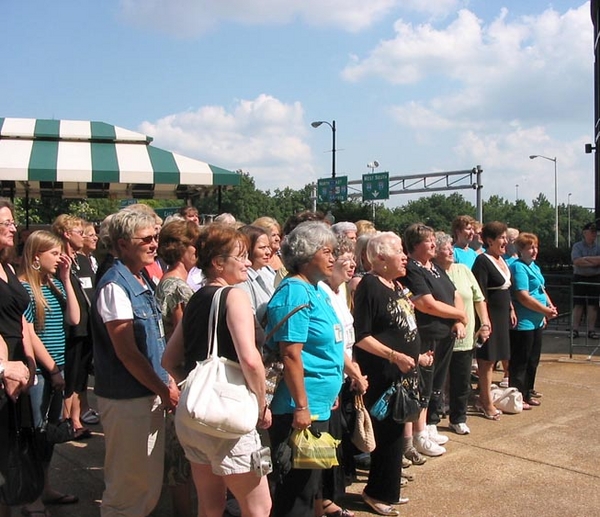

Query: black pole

[332,120,336,179]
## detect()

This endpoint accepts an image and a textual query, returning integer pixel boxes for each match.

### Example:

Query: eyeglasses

[132,234,159,244]
[70,229,84,235]
[223,253,249,263]
[84,233,98,239]
[0,220,17,228]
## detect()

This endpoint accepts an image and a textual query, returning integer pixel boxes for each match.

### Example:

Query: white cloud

[398,0,465,19]
[118,0,398,36]
[345,4,591,125]
[139,94,315,191]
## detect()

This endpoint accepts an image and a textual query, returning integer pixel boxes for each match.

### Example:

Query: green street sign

[317,176,348,202]
[362,172,389,200]
[154,207,180,220]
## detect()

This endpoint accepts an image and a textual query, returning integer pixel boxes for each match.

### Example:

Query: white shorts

[175,411,263,476]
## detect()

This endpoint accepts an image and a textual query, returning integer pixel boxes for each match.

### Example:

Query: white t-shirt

[320,281,355,359]
[96,283,134,322]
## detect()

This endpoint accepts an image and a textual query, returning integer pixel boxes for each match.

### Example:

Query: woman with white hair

[266,221,345,517]
[353,232,419,516]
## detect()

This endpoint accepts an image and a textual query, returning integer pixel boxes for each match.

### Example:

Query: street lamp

[311,119,336,178]
[529,154,559,247]
[568,192,572,248]
[515,184,519,201]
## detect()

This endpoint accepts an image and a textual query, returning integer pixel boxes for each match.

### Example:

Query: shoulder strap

[206,286,231,359]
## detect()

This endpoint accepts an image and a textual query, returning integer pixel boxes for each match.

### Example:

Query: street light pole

[529,154,559,247]
[311,120,336,178]
[568,192,572,249]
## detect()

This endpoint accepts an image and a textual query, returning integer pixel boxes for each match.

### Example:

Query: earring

[383,264,388,272]
[32,258,41,271]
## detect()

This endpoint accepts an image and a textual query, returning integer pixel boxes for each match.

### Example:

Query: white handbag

[178,287,259,438]
[491,385,523,414]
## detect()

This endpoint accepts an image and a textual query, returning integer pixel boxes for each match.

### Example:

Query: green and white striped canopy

[0,117,240,199]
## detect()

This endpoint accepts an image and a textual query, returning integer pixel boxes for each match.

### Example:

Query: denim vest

[92,259,168,399]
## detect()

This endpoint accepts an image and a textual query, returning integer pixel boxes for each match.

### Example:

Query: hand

[510,310,518,328]
[258,407,272,429]
[393,352,416,373]
[57,253,73,282]
[2,360,30,400]
[545,305,558,319]
[292,408,312,430]
[351,374,369,395]
[49,370,66,391]
[331,396,339,411]
[452,322,467,340]
[418,351,434,368]
[477,324,492,343]
[161,382,180,412]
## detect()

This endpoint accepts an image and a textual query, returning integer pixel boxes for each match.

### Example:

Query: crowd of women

[0,201,558,517]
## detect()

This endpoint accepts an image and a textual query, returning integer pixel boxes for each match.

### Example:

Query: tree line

[13,174,593,268]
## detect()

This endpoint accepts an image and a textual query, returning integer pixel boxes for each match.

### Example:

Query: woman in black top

[162,223,272,517]
[0,199,36,516]
[402,224,467,459]
[354,232,419,517]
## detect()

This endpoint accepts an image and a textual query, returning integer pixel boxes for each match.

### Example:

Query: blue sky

[0,0,594,210]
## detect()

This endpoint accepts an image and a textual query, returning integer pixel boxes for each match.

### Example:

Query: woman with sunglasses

[91,208,179,517]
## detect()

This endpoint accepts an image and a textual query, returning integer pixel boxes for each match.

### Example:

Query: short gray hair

[435,231,453,250]
[331,221,357,237]
[366,232,402,263]
[281,221,336,274]
[108,210,157,252]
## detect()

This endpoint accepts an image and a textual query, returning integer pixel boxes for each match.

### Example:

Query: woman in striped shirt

[19,230,80,517]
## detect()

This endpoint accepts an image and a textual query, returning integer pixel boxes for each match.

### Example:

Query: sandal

[322,501,354,517]
[362,492,399,516]
[476,404,501,420]
[72,428,92,441]
[588,331,599,340]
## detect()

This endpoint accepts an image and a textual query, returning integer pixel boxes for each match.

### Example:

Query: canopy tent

[0,117,240,200]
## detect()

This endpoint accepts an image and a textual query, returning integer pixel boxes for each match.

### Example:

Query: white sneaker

[449,422,471,435]
[427,424,449,445]
[415,434,446,457]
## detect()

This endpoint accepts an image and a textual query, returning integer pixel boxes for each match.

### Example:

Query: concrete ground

[11,331,600,517]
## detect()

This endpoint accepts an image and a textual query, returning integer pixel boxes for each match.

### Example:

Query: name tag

[333,323,343,343]
[158,318,165,339]
[407,313,417,332]
[80,277,93,289]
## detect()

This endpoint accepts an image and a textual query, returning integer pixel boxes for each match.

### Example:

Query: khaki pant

[98,395,165,517]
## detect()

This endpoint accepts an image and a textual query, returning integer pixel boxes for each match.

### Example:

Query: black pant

[448,350,473,425]
[423,334,455,426]
[509,328,543,399]
[268,415,328,517]
[364,415,404,503]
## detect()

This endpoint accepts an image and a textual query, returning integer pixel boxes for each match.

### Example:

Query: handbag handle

[206,286,228,360]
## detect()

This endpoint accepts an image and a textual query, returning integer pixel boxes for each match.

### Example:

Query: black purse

[0,395,45,505]
[392,373,421,424]
[36,392,75,445]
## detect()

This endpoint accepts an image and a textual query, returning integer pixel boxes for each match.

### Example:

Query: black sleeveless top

[183,285,266,376]
[0,263,30,361]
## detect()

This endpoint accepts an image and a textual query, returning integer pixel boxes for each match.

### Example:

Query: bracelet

[261,404,269,419]
[294,406,308,412]
[388,350,396,363]
[480,324,491,330]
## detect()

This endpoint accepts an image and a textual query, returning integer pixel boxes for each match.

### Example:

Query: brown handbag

[351,394,376,453]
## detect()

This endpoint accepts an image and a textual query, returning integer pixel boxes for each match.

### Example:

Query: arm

[343,356,368,394]
[474,300,492,342]
[106,319,177,410]
[226,288,271,429]
[279,341,311,430]
[515,291,558,319]
[162,320,187,384]
[451,291,467,338]
[354,335,415,373]
[411,293,467,324]
[25,321,65,390]
[0,336,30,400]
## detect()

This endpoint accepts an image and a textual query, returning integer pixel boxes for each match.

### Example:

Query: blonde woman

[19,230,80,516]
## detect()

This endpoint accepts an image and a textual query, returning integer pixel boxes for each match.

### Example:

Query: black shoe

[588,331,599,339]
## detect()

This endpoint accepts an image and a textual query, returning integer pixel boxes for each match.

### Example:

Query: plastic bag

[290,427,340,469]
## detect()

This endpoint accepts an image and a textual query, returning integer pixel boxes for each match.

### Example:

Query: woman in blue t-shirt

[509,233,557,409]
[19,230,80,516]
[266,221,345,517]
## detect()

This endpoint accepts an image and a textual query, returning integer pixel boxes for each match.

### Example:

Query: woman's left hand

[452,322,467,340]
[258,407,272,429]
[57,253,73,282]
[418,351,434,368]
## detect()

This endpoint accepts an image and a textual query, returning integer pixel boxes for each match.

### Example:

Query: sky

[0,0,595,210]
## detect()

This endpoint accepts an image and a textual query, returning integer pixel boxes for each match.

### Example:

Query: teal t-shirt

[266,277,344,420]
[510,260,546,330]
[453,246,478,269]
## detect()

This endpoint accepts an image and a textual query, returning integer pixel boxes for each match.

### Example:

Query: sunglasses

[132,234,159,244]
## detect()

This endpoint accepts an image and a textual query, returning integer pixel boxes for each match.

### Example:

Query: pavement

[11,331,600,517]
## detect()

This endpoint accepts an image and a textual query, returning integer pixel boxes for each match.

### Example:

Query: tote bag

[178,287,259,438]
